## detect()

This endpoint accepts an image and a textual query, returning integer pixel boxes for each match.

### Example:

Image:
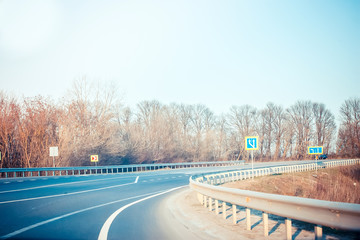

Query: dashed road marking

[0,177,138,204]
[0,175,136,194]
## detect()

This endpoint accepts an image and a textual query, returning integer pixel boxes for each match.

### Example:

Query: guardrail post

[246,208,251,230]
[209,197,212,211]
[314,225,322,240]
[215,199,219,215]
[204,196,207,208]
[285,218,292,240]
[198,193,203,205]
[232,204,237,225]
[263,212,268,237]
[223,202,227,219]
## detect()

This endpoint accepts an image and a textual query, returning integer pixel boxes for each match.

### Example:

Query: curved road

[0,161,315,239]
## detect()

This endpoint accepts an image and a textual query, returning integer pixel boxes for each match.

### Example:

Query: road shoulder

[159,187,316,240]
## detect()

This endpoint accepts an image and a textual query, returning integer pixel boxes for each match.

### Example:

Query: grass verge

[223,165,360,204]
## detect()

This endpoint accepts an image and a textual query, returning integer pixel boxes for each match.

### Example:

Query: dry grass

[223,165,360,204]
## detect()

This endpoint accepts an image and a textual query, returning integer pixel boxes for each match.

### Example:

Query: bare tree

[58,78,121,166]
[337,98,360,157]
[312,103,336,153]
[271,104,287,160]
[227,105,257,161]
[17,96,59,167]
[286,101,313,159]
[213,115,229,160]
[0,92,21,168]
[190,104,215,161]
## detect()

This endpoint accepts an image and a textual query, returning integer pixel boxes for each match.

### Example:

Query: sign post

[308,146,323,173]
[91,155,99,166]
[245,136,259,179]
[49,147,59,168]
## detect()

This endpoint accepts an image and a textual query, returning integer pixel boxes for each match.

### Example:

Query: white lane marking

[3,182,10,184]
[0,177,139,205]
[134,176,139,183]
[17,180,24,183]
[0,188,180,240]
[98,186,185,240]
[0,176,135,194]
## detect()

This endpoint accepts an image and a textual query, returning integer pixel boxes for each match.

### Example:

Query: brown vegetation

[0,78,359,167]
[223,166,360,204]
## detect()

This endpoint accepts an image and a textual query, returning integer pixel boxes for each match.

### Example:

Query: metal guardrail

[0,160,245,178]
[189,159,360,240]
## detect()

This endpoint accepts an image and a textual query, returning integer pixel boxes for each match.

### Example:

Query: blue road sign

[245,136,258,150]
[308,146,323,155]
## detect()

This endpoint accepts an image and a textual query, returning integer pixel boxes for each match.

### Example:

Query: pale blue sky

[0,0,359,120]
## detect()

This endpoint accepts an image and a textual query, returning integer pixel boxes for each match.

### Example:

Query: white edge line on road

[0,175,136,194]
[0,176,139,205]
[98,185,186,240]
[0,186,184,240]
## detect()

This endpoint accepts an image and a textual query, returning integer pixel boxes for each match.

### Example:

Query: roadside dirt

[159,187,359,240]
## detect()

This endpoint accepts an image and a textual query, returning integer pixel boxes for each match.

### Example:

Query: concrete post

[232,204,237,225]
[263,212,268,237]
[208,197,212,211]
[215,200,219,215]
[285,218,292,240]
[315,225,323,240]
[223,202,227,219]
[246,208,251,230]
[198,193,203,205]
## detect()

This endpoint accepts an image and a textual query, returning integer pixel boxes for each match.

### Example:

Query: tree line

[0,80,359,168]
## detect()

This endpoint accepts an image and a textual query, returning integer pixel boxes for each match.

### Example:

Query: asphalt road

[0,161,316,240]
